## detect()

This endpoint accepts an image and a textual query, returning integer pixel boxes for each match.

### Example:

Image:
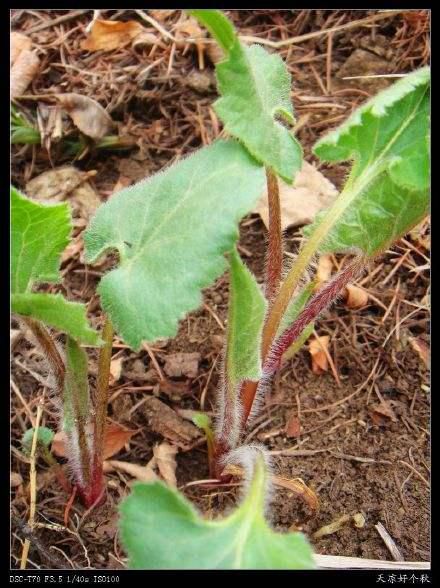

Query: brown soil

[11,9,430,569]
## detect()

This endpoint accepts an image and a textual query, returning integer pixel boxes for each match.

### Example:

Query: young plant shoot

[11,187,112,507]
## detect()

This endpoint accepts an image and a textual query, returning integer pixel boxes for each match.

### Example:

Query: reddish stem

[263,256,365,375]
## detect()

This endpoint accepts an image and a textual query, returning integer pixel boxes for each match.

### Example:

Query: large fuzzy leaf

[84,140,265,350]
[119,453,314,569]
[190,10,302,183]
[12,293,101,346]
[11,187,101,345]
[305,67,430,257]
[11,186,71,294]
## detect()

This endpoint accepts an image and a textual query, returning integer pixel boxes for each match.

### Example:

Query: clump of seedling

[11,186,112,507]
[12,8,429,570]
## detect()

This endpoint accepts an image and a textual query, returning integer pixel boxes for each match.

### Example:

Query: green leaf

[191,411,212,431]
[11,186,71,294]
[22,426,54,455]
[84,140,266,350]
[63,337,91,434]
[62,337,93,489]
[306,67,430,257]
[11,187,101,345]
[188,9,236,53]
[11,126,41,145]
[191,10,302,183]
[119,453,315,569]
[226,248,266,384]
[12,293,102,346]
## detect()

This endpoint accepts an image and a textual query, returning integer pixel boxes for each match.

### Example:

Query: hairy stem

[265,168,283,303]
[21,317,65,393]
[263,255,365,375]
[261,182,359,360]
[92,317,114,484]
[63,338,93,505]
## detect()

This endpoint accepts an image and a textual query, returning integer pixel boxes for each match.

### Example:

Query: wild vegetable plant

[112,10,429,568]
[11,186,114,507]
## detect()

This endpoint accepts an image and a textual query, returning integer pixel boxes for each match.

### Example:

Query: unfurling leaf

[11,187,101,345]
[306,67,430,257]
[190,10,302,183]
[22,426,54,455]
[226,249,266,385]
[119,453,315,569]
[217,248,266,447]
[84,140,265,350]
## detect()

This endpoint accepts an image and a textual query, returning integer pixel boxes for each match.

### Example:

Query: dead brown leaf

[309,335,331,374]
[52,423,138,459]
[11,32,40,98]
[10,32,31,66]
[104,459,158,483]
[409,336,430,369]
[132,32,160,51]
[369,401,398,426]
[285,414,301,438]
[143,397,201,448]
[102,423,138,459]
[110,357,124,383]
[11,472,23,488]
[315,255,334,289]
[26,166,100,222]
[313,514,351,539]
[272,475,320,512]
[345,284,369,309]
[55,94,113,140]
[255,161,338,231]
[153,442,177,487]
[81,19,145,51]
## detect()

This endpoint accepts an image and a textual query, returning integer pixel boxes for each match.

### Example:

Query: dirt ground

[11,9,430,569]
